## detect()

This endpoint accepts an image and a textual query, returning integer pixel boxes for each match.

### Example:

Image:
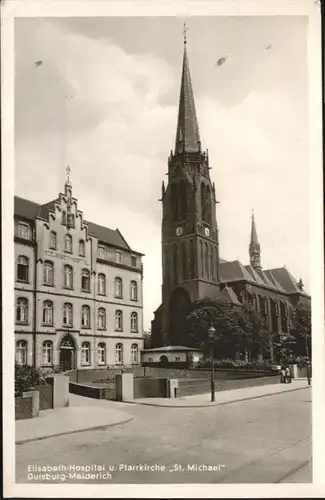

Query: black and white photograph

[2,0,324,497]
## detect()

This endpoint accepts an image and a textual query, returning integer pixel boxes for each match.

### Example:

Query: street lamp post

[208,324,216,402]
[305,334,311,386]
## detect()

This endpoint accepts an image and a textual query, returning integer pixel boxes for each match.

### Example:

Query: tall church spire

[249,210,262,270]
[175,24,201,154]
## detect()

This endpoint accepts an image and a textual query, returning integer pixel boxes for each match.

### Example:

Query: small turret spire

[183,21,188,45]
[249,210,262,270]
[175,24,201,154]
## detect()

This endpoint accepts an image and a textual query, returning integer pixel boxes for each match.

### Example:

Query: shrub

[38,365,63,378]
[15,364,47,397]
[196,358,273,371]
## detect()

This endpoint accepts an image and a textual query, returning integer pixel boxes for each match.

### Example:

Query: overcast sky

[15,16,309,330]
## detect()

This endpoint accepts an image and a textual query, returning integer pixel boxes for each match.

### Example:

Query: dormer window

[17,222,29,239]
[131,255,137,267]
[98,245,108,260]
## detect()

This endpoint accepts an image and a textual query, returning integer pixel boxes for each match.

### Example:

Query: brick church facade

[151,34,310,356]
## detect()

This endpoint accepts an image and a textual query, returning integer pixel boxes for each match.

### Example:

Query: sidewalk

[16,395,134,445]
[126,380,311,408]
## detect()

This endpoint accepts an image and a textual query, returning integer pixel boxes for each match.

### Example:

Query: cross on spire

[66,165,71,183]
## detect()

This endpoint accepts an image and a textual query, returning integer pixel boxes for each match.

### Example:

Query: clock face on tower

[176,227,183,236]
[204,227,210,237]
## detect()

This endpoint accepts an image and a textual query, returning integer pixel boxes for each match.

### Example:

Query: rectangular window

[67,214,75,228]
[115,345,123,364]
[16,342,27,365]
[43,343,53,365]
[97,346,106,365]
[17,222,29,239]
[131,255,137,267]
[49,232,57,250]
[175,357,181,362]
[81,347,90,365]
[116,251,122,264]
[148,357,153,362]
[17,257,29,282]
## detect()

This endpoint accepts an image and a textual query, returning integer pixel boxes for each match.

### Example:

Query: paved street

[16,387,312,484]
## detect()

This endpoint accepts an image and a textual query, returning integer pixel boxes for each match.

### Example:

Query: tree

[185,297,270,360]
[273,333,296,365]
[236,302,271,360]
[15,364,47,397]
[143,330,152,349]
[186,297,239,354]
[290,301,312,359]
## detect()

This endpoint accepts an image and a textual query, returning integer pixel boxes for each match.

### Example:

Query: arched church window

[173,244,178,283]
[204,242,209,279]
[200,240,204,277]
[201,183,206,222]
[205,186,211,224]
[189,239,195,278]
[171,184,179,222]
[182,241,187,281]
[179,181,187,220]
[209,245,213,281]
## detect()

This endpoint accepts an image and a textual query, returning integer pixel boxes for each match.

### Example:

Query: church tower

[249,210,262,270]
[159,29,220,346]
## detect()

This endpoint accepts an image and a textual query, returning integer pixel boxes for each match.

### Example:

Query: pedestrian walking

[280,366,286,383]
[285,366,292,383]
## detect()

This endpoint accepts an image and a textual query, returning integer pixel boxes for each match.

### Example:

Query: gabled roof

[244,265,266,287]
[266,267,303,294]
[219,260,253,283]
[39,199,58,219]
[85,221,131,251]
[14,195,139,253]
[218,255,308,296]
[14,196,41,220]
[219,285,241,305]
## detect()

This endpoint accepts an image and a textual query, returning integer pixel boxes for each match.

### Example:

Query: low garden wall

[133,377,168,399]
[139,366,276,381]
[69,381,115,400]
[38,384,53,411]
[65,367,145,384]
[15,394,34,420]
[65,366,275,384]
[176,375,280,397]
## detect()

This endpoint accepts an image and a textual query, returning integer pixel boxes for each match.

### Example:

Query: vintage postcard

[2,0,324,498]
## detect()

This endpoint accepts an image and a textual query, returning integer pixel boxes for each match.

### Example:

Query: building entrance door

[59,334,76,371]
